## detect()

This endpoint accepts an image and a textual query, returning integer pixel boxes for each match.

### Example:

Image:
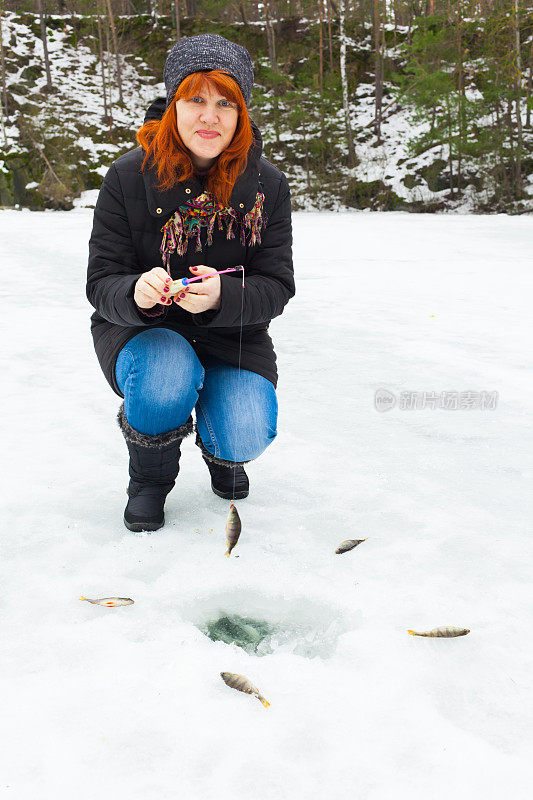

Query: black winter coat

[87,99,294,396]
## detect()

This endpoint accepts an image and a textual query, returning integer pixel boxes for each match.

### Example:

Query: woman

[87,33,294,533]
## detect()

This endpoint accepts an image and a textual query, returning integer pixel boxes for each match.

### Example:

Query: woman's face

[176,84,239,170]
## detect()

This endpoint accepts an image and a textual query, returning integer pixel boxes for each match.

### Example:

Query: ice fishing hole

[201,612,345,658]
[204,615,275,655]
[188,593,358,659]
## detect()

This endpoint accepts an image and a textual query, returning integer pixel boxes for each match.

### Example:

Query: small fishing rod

[169,266,244,294]
[170,263,247,554]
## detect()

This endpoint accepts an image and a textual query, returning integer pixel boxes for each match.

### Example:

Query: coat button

[239,203,244,209]
[156,207,162,214]
[185,188,191,194]
[192,339,196,343]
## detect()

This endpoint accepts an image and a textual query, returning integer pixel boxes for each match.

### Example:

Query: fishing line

[232,266,246,502]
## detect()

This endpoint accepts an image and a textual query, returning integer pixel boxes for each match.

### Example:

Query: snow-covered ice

[1,209,532,799]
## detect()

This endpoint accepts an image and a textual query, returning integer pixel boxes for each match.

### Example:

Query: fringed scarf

[160,190,266,272]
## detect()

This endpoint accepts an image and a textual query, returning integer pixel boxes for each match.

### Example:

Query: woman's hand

[174,266,221,314]
[134,267,173,309]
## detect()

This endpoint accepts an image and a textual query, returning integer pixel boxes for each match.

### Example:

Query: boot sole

[211,484,249,500]
[124,515,165,533]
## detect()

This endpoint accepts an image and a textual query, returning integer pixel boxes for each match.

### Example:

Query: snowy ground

[1,209,532,799]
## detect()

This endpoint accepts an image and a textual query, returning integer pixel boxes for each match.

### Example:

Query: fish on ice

[80,596,134,607]
[335,539,367,554]
[407,626,470,637]
[225,502,242,557]
[220,672,270,707]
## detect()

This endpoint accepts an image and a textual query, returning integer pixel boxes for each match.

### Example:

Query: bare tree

[0,4,8,147]
[174,0,181,38]
[32,138,66,190]
[149,0,159,25]
[37,0,53,90]
[373,0,383,140]
[326,0,333,71]
[239,2,248,25]
[105,0,123,103]
[526,37,532,129]
[317,0,326,165]
[103,5,114,131]
[512,0,522,194]
[0,4,8,118]
[339,0,355,166]
[456,1,465,192]
[264,1,276,69]
[318,0,324,92]
[97,0,110,125]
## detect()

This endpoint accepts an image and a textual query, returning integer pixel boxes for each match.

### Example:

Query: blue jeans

[115,328,278,462]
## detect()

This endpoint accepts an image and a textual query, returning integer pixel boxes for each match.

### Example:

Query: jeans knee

[116,329,204,434]
[149,350,202,411]
[215,425,277,463]
[117,329,203,401]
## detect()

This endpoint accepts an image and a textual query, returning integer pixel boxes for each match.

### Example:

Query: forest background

[1,0,532,213]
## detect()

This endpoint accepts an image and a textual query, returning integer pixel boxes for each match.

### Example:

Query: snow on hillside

[1,11,163,181]
[348,80,533,213]
[1,209,531,798]
[3,12,531,212]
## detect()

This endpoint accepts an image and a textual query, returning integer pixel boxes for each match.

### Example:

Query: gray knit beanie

[164,33,254,108]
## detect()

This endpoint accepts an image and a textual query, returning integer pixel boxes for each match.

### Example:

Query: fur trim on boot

[117,403,194,448]
[117,404,194,532]
[194,431,251,467]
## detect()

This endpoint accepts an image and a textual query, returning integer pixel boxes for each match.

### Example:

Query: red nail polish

[191,266,198,271]
[165,277,171,283]
[163,286,169,293]
[160,296,166,302]
[180,292,186,299]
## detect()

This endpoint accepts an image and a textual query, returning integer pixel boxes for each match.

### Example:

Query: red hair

[137,70,253,208]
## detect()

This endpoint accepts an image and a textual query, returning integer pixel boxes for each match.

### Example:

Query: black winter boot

[118,405,193,532]
[203,458,249,500]
[196,433,249,500]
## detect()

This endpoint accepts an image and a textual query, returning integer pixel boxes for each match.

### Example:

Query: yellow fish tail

[79,596,86,601]
[258,696,270,708]
[407,629,417,636]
